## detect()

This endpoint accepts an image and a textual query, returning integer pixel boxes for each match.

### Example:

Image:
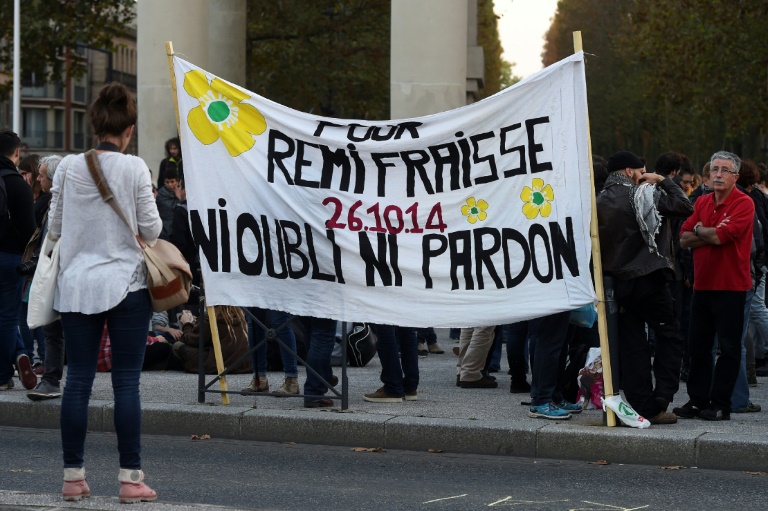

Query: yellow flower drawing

[521,177,555,219]
[461,197,489,224]
[183,70,267,157]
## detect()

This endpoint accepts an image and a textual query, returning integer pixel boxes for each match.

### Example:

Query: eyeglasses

[709,168,738,176]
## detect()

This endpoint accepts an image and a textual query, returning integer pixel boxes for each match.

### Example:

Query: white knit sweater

[49,152,162,314]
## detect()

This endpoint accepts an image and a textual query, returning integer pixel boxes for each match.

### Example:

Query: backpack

[330,323,377,367]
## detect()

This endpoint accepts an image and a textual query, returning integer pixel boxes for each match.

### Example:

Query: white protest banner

[172,52,596,327]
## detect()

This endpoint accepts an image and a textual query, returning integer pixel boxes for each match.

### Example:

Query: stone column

[390,0,468,119]
[137,0,209,180]
[207,0,247,86]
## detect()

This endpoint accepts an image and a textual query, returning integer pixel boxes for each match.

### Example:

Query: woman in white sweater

[49,83,162,504]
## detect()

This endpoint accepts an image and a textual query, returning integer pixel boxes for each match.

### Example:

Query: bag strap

[84,149,146,250]
[84,150,179,283]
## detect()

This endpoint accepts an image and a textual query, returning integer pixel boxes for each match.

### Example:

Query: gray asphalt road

[0,426,764,510]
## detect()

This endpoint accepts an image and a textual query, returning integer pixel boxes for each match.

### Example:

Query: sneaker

[32,362,45,375]
[428,343,444,354]
[27,380,61,401]
[363,387,404,403]
[16,354,37,390]
[0,379,14,391]
[241,376,269,393]
[672,401,702,419]
[648,411,678,424]
[62,468,90,502]
[404,389,418,401]
[510,380,531,393]
[556,400,582,414]
[118,469,157,504]
[417,343,428,357]
[700,408,730,421]
[732,402,761,413]
[274,377,299,395]
[460,375,498,389]
[529,403,571,420]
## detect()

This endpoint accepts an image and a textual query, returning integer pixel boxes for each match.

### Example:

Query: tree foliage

[543,0,768,166]
[246,0,390,120]
[246,0,513,118]
[0,0,136,94]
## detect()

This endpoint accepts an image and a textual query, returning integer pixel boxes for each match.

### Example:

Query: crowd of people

[0,80,764,503]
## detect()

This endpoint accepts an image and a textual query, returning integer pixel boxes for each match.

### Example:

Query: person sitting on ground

[172,307,252,374]
[150,311,183,342]
[155,167,180,240]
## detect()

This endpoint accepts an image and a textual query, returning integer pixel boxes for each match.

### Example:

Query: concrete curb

[2,395,766,472]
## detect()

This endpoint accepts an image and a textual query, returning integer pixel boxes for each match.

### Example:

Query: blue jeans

[246,308,299,378]
[0,251,23,384]
[750,278,768,359]
[60,290,151,469]
[714,289,753,410]
[372,325,419,395]
[302,317,337,398]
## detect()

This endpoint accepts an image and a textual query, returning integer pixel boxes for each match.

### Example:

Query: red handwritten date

[322,198,447,234]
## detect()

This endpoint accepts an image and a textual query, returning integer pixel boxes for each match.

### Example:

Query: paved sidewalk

[1,329,767,471]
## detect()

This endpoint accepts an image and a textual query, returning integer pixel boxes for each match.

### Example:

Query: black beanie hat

[607,151,644,173]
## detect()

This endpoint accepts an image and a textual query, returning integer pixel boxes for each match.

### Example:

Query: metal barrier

[195,291,349,410]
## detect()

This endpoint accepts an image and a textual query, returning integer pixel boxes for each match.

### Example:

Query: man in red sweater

[675,151,754,421]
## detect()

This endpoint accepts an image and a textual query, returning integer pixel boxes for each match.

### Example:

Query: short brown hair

[87,83,137,137]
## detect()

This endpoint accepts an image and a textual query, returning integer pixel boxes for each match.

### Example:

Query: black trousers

[614,271,684,418]
[687,290,746,412]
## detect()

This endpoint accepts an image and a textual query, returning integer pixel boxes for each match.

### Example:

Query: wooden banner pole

[165,41,230,405]
[573,31,616,427]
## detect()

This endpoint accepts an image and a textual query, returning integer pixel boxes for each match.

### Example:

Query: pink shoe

[118,469,157,504]
[62,467,90,501]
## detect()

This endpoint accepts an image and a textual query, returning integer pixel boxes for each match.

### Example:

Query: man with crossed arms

[675,151,754,421]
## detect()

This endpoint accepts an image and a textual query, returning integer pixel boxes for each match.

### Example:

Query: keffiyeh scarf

[604,173,664,257]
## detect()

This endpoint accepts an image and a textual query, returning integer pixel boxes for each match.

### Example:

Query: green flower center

[470,207,479,215]
[207,100,231,123]
[532,192,545,205]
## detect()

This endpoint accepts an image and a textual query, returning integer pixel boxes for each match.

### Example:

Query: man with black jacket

[0,130,36,390]
[597,150,693,424]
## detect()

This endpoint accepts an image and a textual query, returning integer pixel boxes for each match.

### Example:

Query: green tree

[542,0,648,159]
[631,0,768,163]
[0,0,135,94]
[247,0,390,120]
